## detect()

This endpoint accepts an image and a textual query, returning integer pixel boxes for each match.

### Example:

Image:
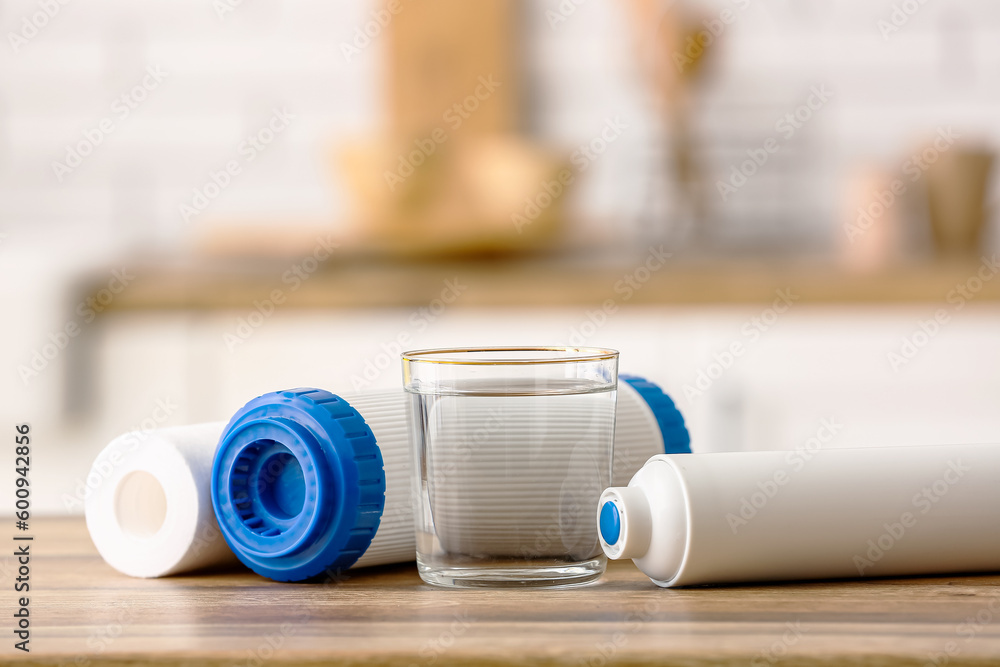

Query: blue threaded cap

[211,388,385,582]
[621,375,691,454]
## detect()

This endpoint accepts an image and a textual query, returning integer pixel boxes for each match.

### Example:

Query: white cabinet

[34,303,1000,513]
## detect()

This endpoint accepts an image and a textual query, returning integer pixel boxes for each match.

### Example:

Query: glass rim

[401,346,619,366]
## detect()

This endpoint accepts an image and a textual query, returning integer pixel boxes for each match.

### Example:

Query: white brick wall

[2,0,998,251]
[0,0,383,252]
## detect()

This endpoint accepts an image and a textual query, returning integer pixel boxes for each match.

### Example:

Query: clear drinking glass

[402,347,619,588]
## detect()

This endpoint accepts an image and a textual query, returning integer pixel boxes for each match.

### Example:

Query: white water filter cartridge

[86,376,688,579]
[84,423,236,578]
[422,375,685,558]
[599,444,1000,587]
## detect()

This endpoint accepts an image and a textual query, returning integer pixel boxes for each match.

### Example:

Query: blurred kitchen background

[2,0,999,512]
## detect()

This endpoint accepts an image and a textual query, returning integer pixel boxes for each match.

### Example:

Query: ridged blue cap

[621,375,691,454]
[211,388,385,582]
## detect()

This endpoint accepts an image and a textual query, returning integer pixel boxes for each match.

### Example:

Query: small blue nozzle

[211,388,385,582]
[621,375,691,454]
[600,501,621,545]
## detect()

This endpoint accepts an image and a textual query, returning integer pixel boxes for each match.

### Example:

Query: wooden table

[9,518,1000,666]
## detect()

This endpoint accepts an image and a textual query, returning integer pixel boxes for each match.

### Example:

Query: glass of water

[402,347,618,588]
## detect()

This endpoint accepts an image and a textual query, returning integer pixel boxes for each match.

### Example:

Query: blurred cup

[839,166,904,271]
[925,147,995,256]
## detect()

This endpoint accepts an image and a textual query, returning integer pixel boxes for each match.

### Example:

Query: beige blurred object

[624,0,687,106]
[838,167,905,272]
[191,223,338,258]
[337,0,564,256]
[386,0,517,138]
[624,0,716,245]
[925,146,995,256]
[339,135,567,255]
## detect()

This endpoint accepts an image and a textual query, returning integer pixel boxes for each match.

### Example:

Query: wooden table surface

[7,518,1000,666]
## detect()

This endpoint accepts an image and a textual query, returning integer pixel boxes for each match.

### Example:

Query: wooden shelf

[20,517,1000,665]
[80,255,1000,313]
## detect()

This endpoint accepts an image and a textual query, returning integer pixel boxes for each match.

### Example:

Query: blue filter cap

[211,388,385,582]
[620,375,691,454]
[599,500,621,545]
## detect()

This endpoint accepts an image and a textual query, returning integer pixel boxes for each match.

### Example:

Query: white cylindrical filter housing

[421,391,613,560]
[86,377,687,579]
[354,375,690,567]
[599,444,1000,587]
[84,423,237,578]
[85,389,410,579]
[339,389,413,567]
[417,376,688,559]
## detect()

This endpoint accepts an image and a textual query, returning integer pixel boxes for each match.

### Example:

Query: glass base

[416,555,606,589]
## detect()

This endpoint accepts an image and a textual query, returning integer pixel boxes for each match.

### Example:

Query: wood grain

[5,518,1000,666]
[78,257,1000,315]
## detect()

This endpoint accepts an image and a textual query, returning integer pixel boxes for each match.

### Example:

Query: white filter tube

[599,444,1000,587]
[424,391,615,558]
[359,380,669,563]
[339,390,414,568]
[84,423,237,578]
[85,380,675,577]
